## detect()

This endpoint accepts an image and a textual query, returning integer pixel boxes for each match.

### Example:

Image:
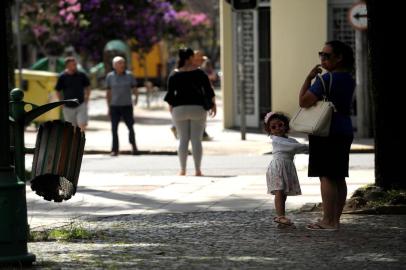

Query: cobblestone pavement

[22,211,406,270]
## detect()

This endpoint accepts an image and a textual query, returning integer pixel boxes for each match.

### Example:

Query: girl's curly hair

[263,111,290,136]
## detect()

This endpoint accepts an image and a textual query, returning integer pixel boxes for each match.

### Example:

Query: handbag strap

[317,72,332,100]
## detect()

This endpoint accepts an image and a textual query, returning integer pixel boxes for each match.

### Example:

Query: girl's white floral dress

[266,135,308,195]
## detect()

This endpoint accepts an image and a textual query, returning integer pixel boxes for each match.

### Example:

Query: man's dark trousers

[110,105,136,152]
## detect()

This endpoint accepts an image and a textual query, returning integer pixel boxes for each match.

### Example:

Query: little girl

[264,112,308,228]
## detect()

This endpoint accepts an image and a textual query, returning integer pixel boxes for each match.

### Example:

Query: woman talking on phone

[298,40,355,231]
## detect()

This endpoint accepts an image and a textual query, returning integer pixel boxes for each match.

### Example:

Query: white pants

[62,102,88,127]
[171,105,207,171]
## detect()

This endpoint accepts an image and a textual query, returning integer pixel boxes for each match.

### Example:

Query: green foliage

[29,223,99,242]
[366,189,406,208]
[352,184,406,208]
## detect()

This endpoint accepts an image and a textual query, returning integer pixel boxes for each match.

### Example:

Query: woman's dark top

[164,69,215,108]
[309,72,355,136]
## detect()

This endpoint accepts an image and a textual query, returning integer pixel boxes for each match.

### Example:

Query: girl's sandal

[277,223,296,229]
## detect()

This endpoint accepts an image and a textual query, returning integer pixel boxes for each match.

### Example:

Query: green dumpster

[30,57,66,73]
[14,69,61,123]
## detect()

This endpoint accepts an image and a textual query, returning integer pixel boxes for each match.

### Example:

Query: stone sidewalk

[25,211,406,269]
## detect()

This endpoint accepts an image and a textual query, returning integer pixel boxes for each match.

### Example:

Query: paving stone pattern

[26,211,406,270]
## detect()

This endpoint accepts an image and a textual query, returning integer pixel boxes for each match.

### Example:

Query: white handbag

[289,73,335,137]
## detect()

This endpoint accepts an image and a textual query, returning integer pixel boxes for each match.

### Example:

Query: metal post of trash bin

[9,89,29,182]
[0,87,78,265]
[9,88,78,182]
[0,0,36,263]
[10,88,84,202]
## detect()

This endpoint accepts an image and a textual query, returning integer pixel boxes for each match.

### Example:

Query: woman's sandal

[273,216,294,226]
[306,223,338,231]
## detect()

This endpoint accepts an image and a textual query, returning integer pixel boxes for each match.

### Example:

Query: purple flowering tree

[58,0,187,62]
[20,0,75,56]
[20,0,214,73]
[174,11,211,45]
[58,0,213,84]
[169,10,212,54]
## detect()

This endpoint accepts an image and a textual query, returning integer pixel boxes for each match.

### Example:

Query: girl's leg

[274,190,287,217]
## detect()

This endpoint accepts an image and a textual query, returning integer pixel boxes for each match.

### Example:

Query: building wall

[271,0,327,116]
[220,0,234,127]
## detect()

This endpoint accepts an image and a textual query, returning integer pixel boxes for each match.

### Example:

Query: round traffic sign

[348,2,367,31]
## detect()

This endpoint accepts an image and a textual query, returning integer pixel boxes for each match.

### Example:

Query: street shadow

[89,115,173,125]
[89,114,110,121]
[82,150,178,155]
[134,116,173,125]
[198,175,236,178]
[27,187,271,221]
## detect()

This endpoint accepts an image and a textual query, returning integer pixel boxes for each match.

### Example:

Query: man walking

[55,57,91,131]
[106,56,139,156]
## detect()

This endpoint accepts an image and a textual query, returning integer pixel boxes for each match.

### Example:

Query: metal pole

[0,2,11,168]
[14,0,23,90]
[0,0,36,265]
[237,22,246,140]
[9,89,27,182]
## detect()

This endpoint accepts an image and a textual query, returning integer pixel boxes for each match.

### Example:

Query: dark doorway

[258,7,271,122]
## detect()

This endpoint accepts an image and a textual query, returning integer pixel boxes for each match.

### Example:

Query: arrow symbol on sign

[354,13,367,19]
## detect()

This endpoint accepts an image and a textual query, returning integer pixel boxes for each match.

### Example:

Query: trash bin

[30,120,85,202]
[30,57,66,73]
[14,69,61,123]
[89,62,105,89]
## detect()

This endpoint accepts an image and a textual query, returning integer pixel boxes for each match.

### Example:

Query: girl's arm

[295,143,309,154]
[271,136,308,154]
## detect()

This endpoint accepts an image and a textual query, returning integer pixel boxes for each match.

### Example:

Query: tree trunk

[1,0,13,167]
[366,0,404,189]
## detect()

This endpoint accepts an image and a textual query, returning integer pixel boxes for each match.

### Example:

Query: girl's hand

[307,64,322,80]
[169,105,173,113]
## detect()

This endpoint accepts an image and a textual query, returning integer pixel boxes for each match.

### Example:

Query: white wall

[220,0,234,128]
[271,0,327,116]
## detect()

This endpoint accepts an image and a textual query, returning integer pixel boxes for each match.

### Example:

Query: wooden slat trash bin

[30,120,85,202]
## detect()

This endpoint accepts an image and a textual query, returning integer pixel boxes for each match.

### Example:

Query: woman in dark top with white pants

[164,48,216,176]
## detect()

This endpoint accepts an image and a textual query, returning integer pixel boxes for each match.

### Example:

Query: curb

[83,150,178,155]
[343,205,406,215]
[27,147,374,156]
